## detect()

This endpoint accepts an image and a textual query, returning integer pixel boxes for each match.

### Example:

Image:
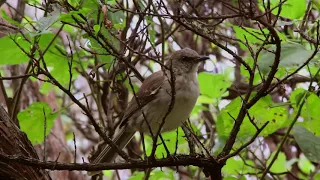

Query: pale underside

[123,71,200,134]
[91,67,200,164]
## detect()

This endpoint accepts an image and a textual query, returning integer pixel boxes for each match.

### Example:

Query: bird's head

[166,48,209,74]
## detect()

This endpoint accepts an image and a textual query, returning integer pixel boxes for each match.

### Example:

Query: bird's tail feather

[88,128,135,176]
[93,128,135,163]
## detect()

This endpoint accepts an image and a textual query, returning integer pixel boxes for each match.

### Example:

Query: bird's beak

[196,56,210,62]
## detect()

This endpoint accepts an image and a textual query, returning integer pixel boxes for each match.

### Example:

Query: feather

[120,71,165,128]
[92,128,135,163]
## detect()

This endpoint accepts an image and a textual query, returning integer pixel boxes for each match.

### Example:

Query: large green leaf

[0,35,30,65]
[266,152,288,173]
[290,89,320,136]
[216,98,253,138]
[259,0,307,19]
[1,10,22,27]
[32,8,61,36]
[149,169,174,180]
[222,157,255,175]
[128,171,144,180]
[234,26,286,50]
[59,8,91,24]
[293,125,320,163]
[37,33,79,93]
[258,43,317,74]
[198,72,231,99]
[240,57,264,84]
[144,127,188,158]
[17,102,57,144]
[0,33,66,65]
[129,169,174,180]
[217,95,288,140]
[250,97,289,136]
[234,26,268,50]
[297,154,315,175]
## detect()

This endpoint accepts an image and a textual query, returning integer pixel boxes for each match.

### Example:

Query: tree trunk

[0,103,51,180]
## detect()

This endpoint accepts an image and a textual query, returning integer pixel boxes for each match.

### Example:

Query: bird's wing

[120,70,165,128]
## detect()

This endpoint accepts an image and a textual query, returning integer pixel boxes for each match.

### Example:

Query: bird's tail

[88,128,135,176]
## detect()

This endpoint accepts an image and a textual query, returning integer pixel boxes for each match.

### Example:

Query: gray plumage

[90,48,209,170]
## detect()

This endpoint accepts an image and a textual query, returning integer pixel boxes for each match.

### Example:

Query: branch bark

[0,103,51,179]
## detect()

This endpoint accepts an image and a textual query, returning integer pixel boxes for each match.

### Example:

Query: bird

[90,48,209,168]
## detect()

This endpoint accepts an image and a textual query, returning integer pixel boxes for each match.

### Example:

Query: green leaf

[67,0,80,7]
[259,0,307,20]
[149,169,174,180]
[146,16,156,43]
[216,98,246,137]
[224,177,246,180]
[249,96,288,136]
[266,152,287,173]
[128,171,144,180]
[149,28,156,44]
[106,0,117,5]
[240,57,263,84]
[290,88,309,108]
[38,33,78,87]
[32,7,61,36]
[222,157,255,175]
[197,95,215,104]
[0,34,31,65]
[217,95,288,139]
[293,125,320,163]
[107,7,124,25]
[0,33,71,66]
[86,30,119,63]
[312,173,320,180]
[1,10,22,27]
[27,0,41,4]
[258,43,316,74]
[234,26,268,50]
[144,127,188,157]
[93,24,101,36]
[114,21,126,30]
[124,78,140,93]
[17,102,57,144]
[198,72,231,99]
[191,104,208,116]
[234,26,286,50]
[297,154,315,174]
[127,169,175,180]
[102,170,112,177]
[290,89,320,136]
[59,8,91,24]
[39,82,54,95]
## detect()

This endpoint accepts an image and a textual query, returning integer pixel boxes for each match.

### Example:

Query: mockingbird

[90,48,209,168]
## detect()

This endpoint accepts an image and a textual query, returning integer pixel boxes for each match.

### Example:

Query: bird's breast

[159,73,200,132]
[137,73,200,133]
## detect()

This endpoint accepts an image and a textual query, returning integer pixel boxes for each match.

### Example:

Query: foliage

[17,102,57,144]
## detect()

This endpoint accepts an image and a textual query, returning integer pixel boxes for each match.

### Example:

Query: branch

[0,153,220,172]
[218,121,269,162]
